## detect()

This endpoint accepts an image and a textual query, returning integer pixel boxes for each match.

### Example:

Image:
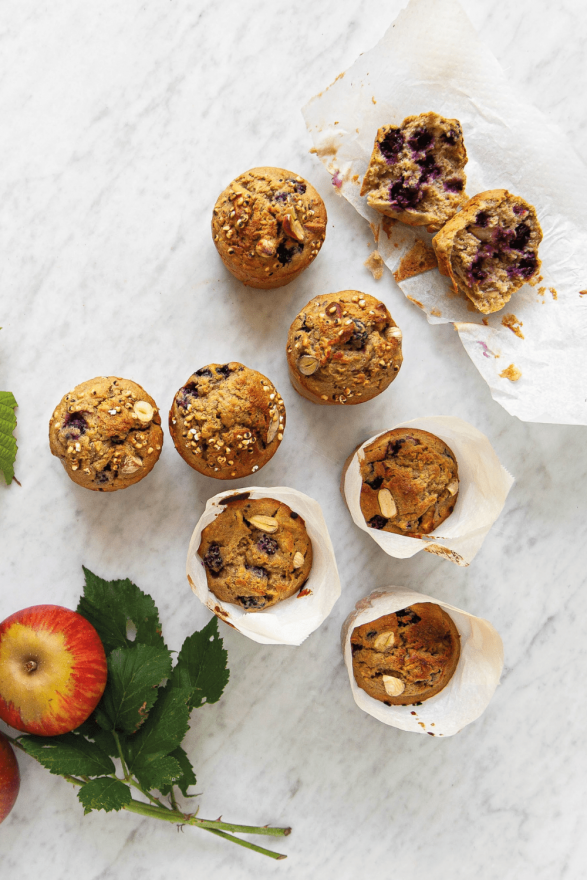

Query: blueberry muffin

[49,376,163,491]
[198,496,313,611]
[351,603,461,705]
[357,428,459,535]
[211,167,327,289]
[432,189,542,314]
[169,363,286,480]
[286,291,402,405]
[360,112,468,232]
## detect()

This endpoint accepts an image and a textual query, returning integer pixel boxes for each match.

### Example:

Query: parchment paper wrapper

[186,486,341,646]
[302,0,587,426]
[342,416,513,566]
[341,587,503,736]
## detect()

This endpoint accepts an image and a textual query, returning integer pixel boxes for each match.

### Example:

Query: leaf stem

[112,731,130,780]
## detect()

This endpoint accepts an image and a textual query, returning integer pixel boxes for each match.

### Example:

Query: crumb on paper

[352,174,359,183]
[477,341,498,359]
[298,588,312,598]
[214,605,230,619]
[393,239,437,283]
[369,221,380,243]
[334,120,339,125]
[364,250,385,280]
[431,308,442,317]
[529,274,543,288]
[538,286,546,296]
[482,318,489,325]
[407,295,424,310]
[424,544,467,566]
[381,216,396,239]
[310,131,341,160]
[549,287,558,300]
[372,96,376,104]
[501,314,524,339]
[500,364,522,381]
[580,290,587,297]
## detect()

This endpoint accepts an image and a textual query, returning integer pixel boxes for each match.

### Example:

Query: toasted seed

[293,551,305,569]
[249,515,279,533]
[382,675,405,697]
[373,631,395,651]
[120,455,143,475]
[134,401,154,422]
[298,355,319,376]
[387,326,403,340]
[447,479,459,496]
[378,488,397,518]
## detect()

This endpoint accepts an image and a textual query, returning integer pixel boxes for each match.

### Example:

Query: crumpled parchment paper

[302,0,587,425]
[186,486,341,646]
[341,587,504,736]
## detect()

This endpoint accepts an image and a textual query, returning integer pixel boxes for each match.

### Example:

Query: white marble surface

[1,1,586,877]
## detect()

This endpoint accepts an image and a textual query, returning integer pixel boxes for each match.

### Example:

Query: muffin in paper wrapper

[342,415,513,566]
[341,587,504,736]
[187,486,341,646]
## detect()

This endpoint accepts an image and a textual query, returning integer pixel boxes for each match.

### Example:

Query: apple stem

[24,660,38,673]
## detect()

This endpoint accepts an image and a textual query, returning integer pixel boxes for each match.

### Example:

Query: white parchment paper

[341,587,504,736]
[343,416,513,565]
[186,486,341,646]
[302,0,587,425]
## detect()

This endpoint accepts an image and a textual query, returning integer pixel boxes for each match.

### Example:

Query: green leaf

[133,756,182,792]
[0,391,17,485]
[97,644,172,734]
[159,747,197,797]
[76,719,118,757]
[126,685,192,773]
[18,733,115,777]
[77,567,166,653]
[170,617,229,710]
[77,777,132,815]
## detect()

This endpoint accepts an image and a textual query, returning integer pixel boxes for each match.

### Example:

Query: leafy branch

[5,568,290,860]
[0,391,18,485]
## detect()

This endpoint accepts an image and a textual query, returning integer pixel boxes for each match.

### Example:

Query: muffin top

[49,376,163,492]
[211,167,327,289]
[169,363,285,480]
[198,496,313,611]
[359,428,458,535]
[351,603,461,705]
[286,291,402,405]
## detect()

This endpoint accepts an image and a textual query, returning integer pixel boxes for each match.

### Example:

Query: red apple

[0,605,107,736]
[0,731,20,823]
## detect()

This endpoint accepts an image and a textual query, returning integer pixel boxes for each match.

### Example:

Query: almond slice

[134,401,154,422]
[120,455,143,475]
[373,631,395,651]
[382,675,405,697]
[378,488,397,518]
[283,213,306,243]
[447,479,459,496]
[267,418,280,444]
[298,355,319,376]
[293,551,305,569]
[248,515,279,534]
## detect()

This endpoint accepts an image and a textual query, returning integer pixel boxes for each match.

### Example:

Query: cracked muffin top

[432,189,542,314]
[286,291,402,405]
[358,428,459,536]
[169,363,286,480]
[49,376,163,492]
[198,496,313,612]
[351,603,461,705]
[211,167,327,289]
[360,112,468,231]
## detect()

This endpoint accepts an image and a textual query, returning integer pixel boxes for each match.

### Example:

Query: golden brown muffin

[198,496,313,611]
[360,112,468,232]
[357,428,459,535]
[211,167,327,289]
[169,363,285,480]
[432,189,542,314]
[49,376,163,491]
[351,603,461,704]
[286,291,403,405]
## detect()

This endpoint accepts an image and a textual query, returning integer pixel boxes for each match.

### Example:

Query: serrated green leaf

[76,719,118,758]
[159,746,197,797]
[170,617,229,709]
[126,685,192,773]
[97,644,172,734]
[78,777,132,814]
[77,567,166,653]
[18,733,115,777]
[0,391,17,485]
[133,756,182,792]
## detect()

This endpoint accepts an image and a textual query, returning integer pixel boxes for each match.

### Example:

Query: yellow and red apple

[0,731,20,824]
[0,605,107,736]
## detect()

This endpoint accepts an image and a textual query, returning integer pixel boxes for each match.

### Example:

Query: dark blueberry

[510,222,531,251]
[396,608,422,626]
[177,382,199,408]
[513,204,526,216]
[475,210,490,228]
[350,319,369,349]
[237,595,266,609]
[408,129,434,153]
[386,438,406,457]
[274,192,289,203]
[290,511,299,519]
[94,471,110,485]
[276,239,298,266]
[300,314,312,331]
[368,515,389,530]
[216,364,231,378]
[366,475,383,491]
[388,178,422,210]
[442,130,458,145]
[257,534,278,555]
[295,181,307,194]
[379,128,404,163]
[63,411,88,440]
[195,367,213,378]
[470,255,487,283]
[351,644,364,655]
[246,565,269,579]
[417,153,441,183]
[443,178,464,193]
[203,542,224,573]
[110,436,125,445]
[366,630,378,638]
[515,252,538,280]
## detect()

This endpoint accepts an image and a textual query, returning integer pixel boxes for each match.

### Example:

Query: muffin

[432,189,542,314]
[197,496,313,611]
[49,376,163,492]
[211,167,327,289]
[286,291,402,405]
[360,112,468,232]
[350,602,461,705]
[169,363,285,480]
[357,428,458,535]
